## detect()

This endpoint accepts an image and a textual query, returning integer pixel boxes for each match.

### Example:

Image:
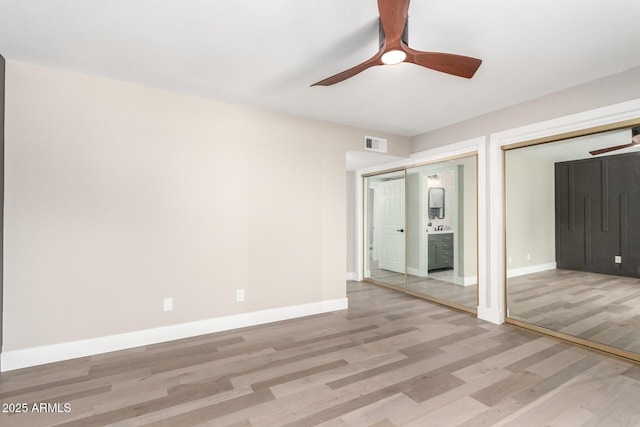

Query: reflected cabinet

[428,233,453,270]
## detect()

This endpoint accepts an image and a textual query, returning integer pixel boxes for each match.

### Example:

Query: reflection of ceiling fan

[311,0,482,86]
[589,127,640,156]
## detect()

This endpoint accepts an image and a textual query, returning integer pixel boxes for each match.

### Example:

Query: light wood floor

[2,281,640,426]
[370,268,477,309]
[508,268,640,355]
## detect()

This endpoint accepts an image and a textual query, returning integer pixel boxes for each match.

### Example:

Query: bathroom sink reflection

[427,229,454,234]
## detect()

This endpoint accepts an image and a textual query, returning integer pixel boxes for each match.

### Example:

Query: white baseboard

[346,272,358,281]
[407,267,427,278]
[454,275,478,286]
[477,306,504,324]
[1,298,348,372]
[507,262,556,278]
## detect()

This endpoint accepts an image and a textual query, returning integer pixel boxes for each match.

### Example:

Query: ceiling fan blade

[377,0,410,48]
[311,50,383,86]
[311,0,483,85]
[589,142,639,156]
[404,47,482,79]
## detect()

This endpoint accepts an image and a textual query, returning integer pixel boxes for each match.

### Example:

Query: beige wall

[346,171,357,276]
[2,61,410,351]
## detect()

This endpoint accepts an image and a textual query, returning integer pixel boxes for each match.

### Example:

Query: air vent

[364,136,387,153]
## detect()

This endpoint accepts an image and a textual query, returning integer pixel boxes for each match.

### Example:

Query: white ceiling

[1,1,640,136]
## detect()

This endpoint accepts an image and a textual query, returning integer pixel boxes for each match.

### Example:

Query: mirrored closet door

[405,156,478,311]
[505,124,640,361]
[364,155,478,313]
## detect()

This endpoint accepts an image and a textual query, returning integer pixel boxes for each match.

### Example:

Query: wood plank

[1,281,639,426]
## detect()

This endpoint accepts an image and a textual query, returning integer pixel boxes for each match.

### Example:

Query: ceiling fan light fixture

[310,0,482,86]
[381,50,406,65]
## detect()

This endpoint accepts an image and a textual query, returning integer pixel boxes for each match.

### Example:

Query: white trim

[491,98,640,147]
[477,306,504,324]
[407,267,426,278]
[486,135,505,324]
[410,138,485,161]
[476,138,489,319]
[346,272,358,281]
[359,137,483,175]
[507,262,556,278]
[1,298,348,372]
[356,137,483,283]
[454,275,478,286]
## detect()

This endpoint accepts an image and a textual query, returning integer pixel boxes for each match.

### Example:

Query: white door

[379,179,405,273]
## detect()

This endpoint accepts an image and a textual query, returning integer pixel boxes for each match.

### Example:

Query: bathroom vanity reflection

[428,231,453,270]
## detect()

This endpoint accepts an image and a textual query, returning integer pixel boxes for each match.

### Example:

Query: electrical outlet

[615,256,622,264]
[236,289,245,302]
[508,256,512,264]
[164,297,173,312]
[526,253,531,261]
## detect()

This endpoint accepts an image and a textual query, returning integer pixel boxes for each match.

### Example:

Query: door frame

[358,148,482,315]
[0,56,5,371]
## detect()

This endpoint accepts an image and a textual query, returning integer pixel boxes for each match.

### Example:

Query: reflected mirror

[505,124,640,359]
[428,187,445,219]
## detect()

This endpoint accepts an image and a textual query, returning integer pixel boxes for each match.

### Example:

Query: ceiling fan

[311,0,482,86]
[589,127,640,156]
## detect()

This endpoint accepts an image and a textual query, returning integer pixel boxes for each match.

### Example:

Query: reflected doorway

[365,170,406,289]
